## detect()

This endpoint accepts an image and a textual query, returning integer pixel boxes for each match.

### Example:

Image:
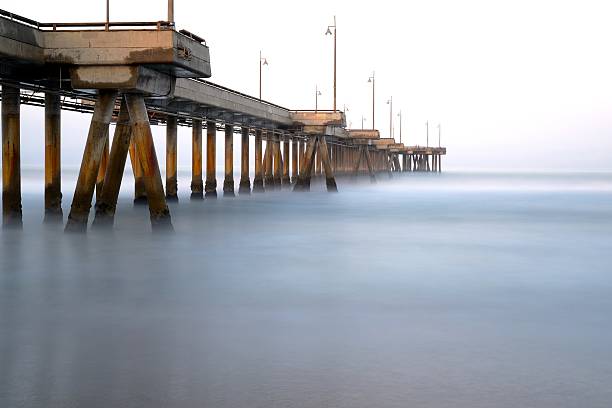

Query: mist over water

[2,171,612,407]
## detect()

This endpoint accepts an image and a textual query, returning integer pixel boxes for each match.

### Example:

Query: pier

[0,9,446,230]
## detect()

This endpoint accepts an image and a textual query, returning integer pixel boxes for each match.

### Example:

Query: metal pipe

[168,0,174,24]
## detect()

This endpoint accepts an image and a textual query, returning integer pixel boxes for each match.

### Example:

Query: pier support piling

[129,139,147,204]
[205,121,217,198]
[2,85,22,228]
[166,116,178,201]
[253,129,264,192]
[223,124,235,197]
[293,136,317,192]
[65,90,117,232]
[44,92,62,222]
[239,127,251,194]
[318,136,338,192]
[191,119,204,199]
[291,137,298,184]
[96,129,109,201]
[282,137,291,186]
[125,94,172,231]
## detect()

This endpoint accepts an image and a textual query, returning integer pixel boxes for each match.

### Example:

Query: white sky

[4,0,612,170]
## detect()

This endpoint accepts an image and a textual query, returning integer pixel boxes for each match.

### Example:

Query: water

[1,171,612,407]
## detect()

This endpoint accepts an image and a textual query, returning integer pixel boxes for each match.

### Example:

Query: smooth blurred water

[1,171,612,408]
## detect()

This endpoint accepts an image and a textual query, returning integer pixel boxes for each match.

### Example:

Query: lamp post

[325,16,337,111]
[426,120,429,147]
[315,85,322,112]
[437,123,441,147]
[361,116,366,130]
[259,51,268,100]
[386,96,393,140]
[397,110,402,144]
[105,0,109,31]
[168,0,174,24]
[368,72,375,129]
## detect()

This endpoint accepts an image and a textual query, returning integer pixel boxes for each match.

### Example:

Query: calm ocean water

[1,170,612,407]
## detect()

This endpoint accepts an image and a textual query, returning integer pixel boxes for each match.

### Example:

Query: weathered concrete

[44,92,62,221]
[239,127,250,195]
[253,129,264,193]
[166,116,178,200]
[2,85,22,227]
[282,138,290,186]
[205,121,217,198]
[291,137,298,184]
[191,119,203,198]
[129,139,147,204]
[95,128,109,201]
[65,90,117,232]
[223,124,235,197]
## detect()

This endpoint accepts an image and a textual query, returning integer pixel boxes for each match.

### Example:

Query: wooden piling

[253,129,264,192]
[124,94,172,230]
[166,116,178,200]
[2,85,22,228]
[65,90,117,232]
[205,121,217,198]
[44,92,62,221]
[223,124,235,197]
[239,126,251,194]
[191,119,204,198]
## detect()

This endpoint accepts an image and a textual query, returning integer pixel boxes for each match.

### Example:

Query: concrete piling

[253,129,264,193]
[264,133,274,189]
[166,116,178,201]
[65,90,117,232]
[291,137,298,184]
[293,136,317,192]
[44,92,62,222]
[92,97,133,227]
[96,128,109,201]
[282,137,291,186]
[125,94,172,231]
[129,139,147,204]
[239,126,251,194]
[318,136,338,192]
[205,121,218,198]
[223,124,235,197]
[191,119,204,199]
[2,85,22,228]
[273,135,282,189]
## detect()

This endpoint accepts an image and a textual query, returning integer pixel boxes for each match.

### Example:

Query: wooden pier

[0,9,447,231]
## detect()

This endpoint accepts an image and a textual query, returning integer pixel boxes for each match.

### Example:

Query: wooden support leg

[44,92,62,222]
[129,139,147,204]
[264,134,274,189]
[282,138,291,186]
[2,85,22,228]
[166,116,178,201]
[239,127,251,194]
[223,124,235,197]
[65,90,117,232]
[125,94,172,231]
[318,136,338,192]
[205,121,217,198]
[253,129,264,193]
[291,137,298,184]
[92,97,132,228]
[191,119,204,199]
[293,136,317,192]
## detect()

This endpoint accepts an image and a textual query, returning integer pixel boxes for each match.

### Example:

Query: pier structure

[0,9,446,231]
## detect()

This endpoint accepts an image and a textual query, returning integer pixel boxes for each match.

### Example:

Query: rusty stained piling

[273,135,282,189]
[2,85,22,228]
[253,129,264,193]
[264,132,274,190]
[65,91,117,232]
[166,116,178,201]
[125,94,172,231]
[191,119,203,199]
[205,121,217,198]
[223,124,235,197]
[239,127,251,194]
[92,98,133,228]
[291,137,298,184]
[293,136,317,192]
[44,92,62,222]
[282,137,291,186]
[318,136,338,192]
[96,128,109,201]
[129,139,147,204]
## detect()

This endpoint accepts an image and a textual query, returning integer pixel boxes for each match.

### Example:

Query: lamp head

[325,27,333,35]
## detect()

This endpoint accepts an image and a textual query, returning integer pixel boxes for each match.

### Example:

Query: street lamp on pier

[259,50,268,100]
[397,110,402,144]
[367,72,375,129]
[325,16,337,111]
[386,96,393,140]
[315,85,322,112]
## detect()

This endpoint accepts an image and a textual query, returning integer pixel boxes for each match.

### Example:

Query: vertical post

[96,128,109,201]
[2,85,22,228]
[253,129,264,192]
[168,0,174,24]
[65,90,117,232]
[191,119,203,198]
[205,121,217,197]
[223,124,235,197]
[438,155,442,173]
[92,97,132,227]
[44,92,62,221]
[273,134,282,189]
[282,136,290,186]
[264,132,274,189]
[318,136,338,192]
[125,94,172,230]
[239,127,251,194]
[166,116,178,200]
[291,136,298,183]
[298,138,304,175]
[293,136,317,192]
[129,139,147,203]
